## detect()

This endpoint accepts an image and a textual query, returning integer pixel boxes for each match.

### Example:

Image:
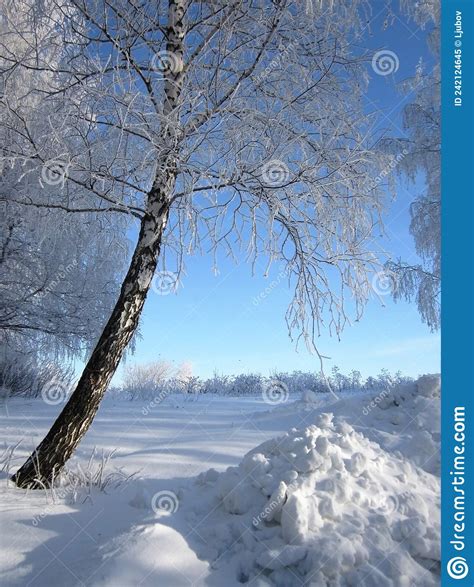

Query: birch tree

[3,0,395,488]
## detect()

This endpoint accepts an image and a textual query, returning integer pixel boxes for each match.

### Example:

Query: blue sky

[119,2,440,381]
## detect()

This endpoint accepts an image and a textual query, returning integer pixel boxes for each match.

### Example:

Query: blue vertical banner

[442,0,474,585]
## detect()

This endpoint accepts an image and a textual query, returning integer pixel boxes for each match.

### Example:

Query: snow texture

[0,375,440,586]
[180,376,440,586]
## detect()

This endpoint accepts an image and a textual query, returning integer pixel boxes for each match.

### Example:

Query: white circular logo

[262,380,289,405]
[371,270,398,296]
[371,50,399,76]
[41,378,71,405]
[151,271,179,295]
[372,493,399,515]
[261,160,290,187]
[151,490,179,515]
[151,51,181,76]
[40,158,71,187]
[447,556,468,580]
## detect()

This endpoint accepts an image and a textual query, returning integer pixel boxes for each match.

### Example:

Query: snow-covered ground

[0,376,440,586]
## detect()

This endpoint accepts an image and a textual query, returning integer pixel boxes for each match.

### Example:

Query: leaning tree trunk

[13,0,186,489]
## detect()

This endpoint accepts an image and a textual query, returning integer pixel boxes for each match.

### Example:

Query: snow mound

[362,374,440,475]
[185,413,440,586]
[260,374,441,476]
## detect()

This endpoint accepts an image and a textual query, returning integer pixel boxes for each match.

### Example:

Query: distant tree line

[0,353,415,402]
[112,360,413,400]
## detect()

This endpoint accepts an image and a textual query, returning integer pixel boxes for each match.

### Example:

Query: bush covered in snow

[0,349,74,400]
[119,360,196,400]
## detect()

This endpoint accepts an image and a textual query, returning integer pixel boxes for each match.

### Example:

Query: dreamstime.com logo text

[447,406,469,580]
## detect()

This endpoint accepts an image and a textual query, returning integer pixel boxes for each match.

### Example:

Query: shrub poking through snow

[186,407,440,586]
[35,448,137,503]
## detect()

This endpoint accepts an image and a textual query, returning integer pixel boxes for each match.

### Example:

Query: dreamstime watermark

[151,490,179,516]
[151,50,182,77]
[252,266,291,308]
[252,492,287,527]
[253,41,297,85]
[141,389,173,415]
[371,493,399,516]
[447,556,469,580]
[362,149,409,195]
[37,260,79,299]
[371,50,399,76]
[31,485,76,526]
[151,271,179,295]
[2,155,95,192]
[40,158,72,188]
[2,155,71,188]
[41,378,73,405]
[448,407,468,579]
[262,380,289,405]
[362,388,392,416]
[371,269,399,296]
[261,159,290,187]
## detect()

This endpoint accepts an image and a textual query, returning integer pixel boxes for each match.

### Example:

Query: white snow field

[0,375,440,586]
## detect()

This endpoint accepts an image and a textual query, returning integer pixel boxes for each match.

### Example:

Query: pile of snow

[264,374,440,475]
[180,378,440,586]
[356,374,440,475]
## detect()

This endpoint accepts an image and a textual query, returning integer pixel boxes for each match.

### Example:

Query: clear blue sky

[119,2,440,381]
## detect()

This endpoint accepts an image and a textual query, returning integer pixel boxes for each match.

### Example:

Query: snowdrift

[181,375,440,586]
